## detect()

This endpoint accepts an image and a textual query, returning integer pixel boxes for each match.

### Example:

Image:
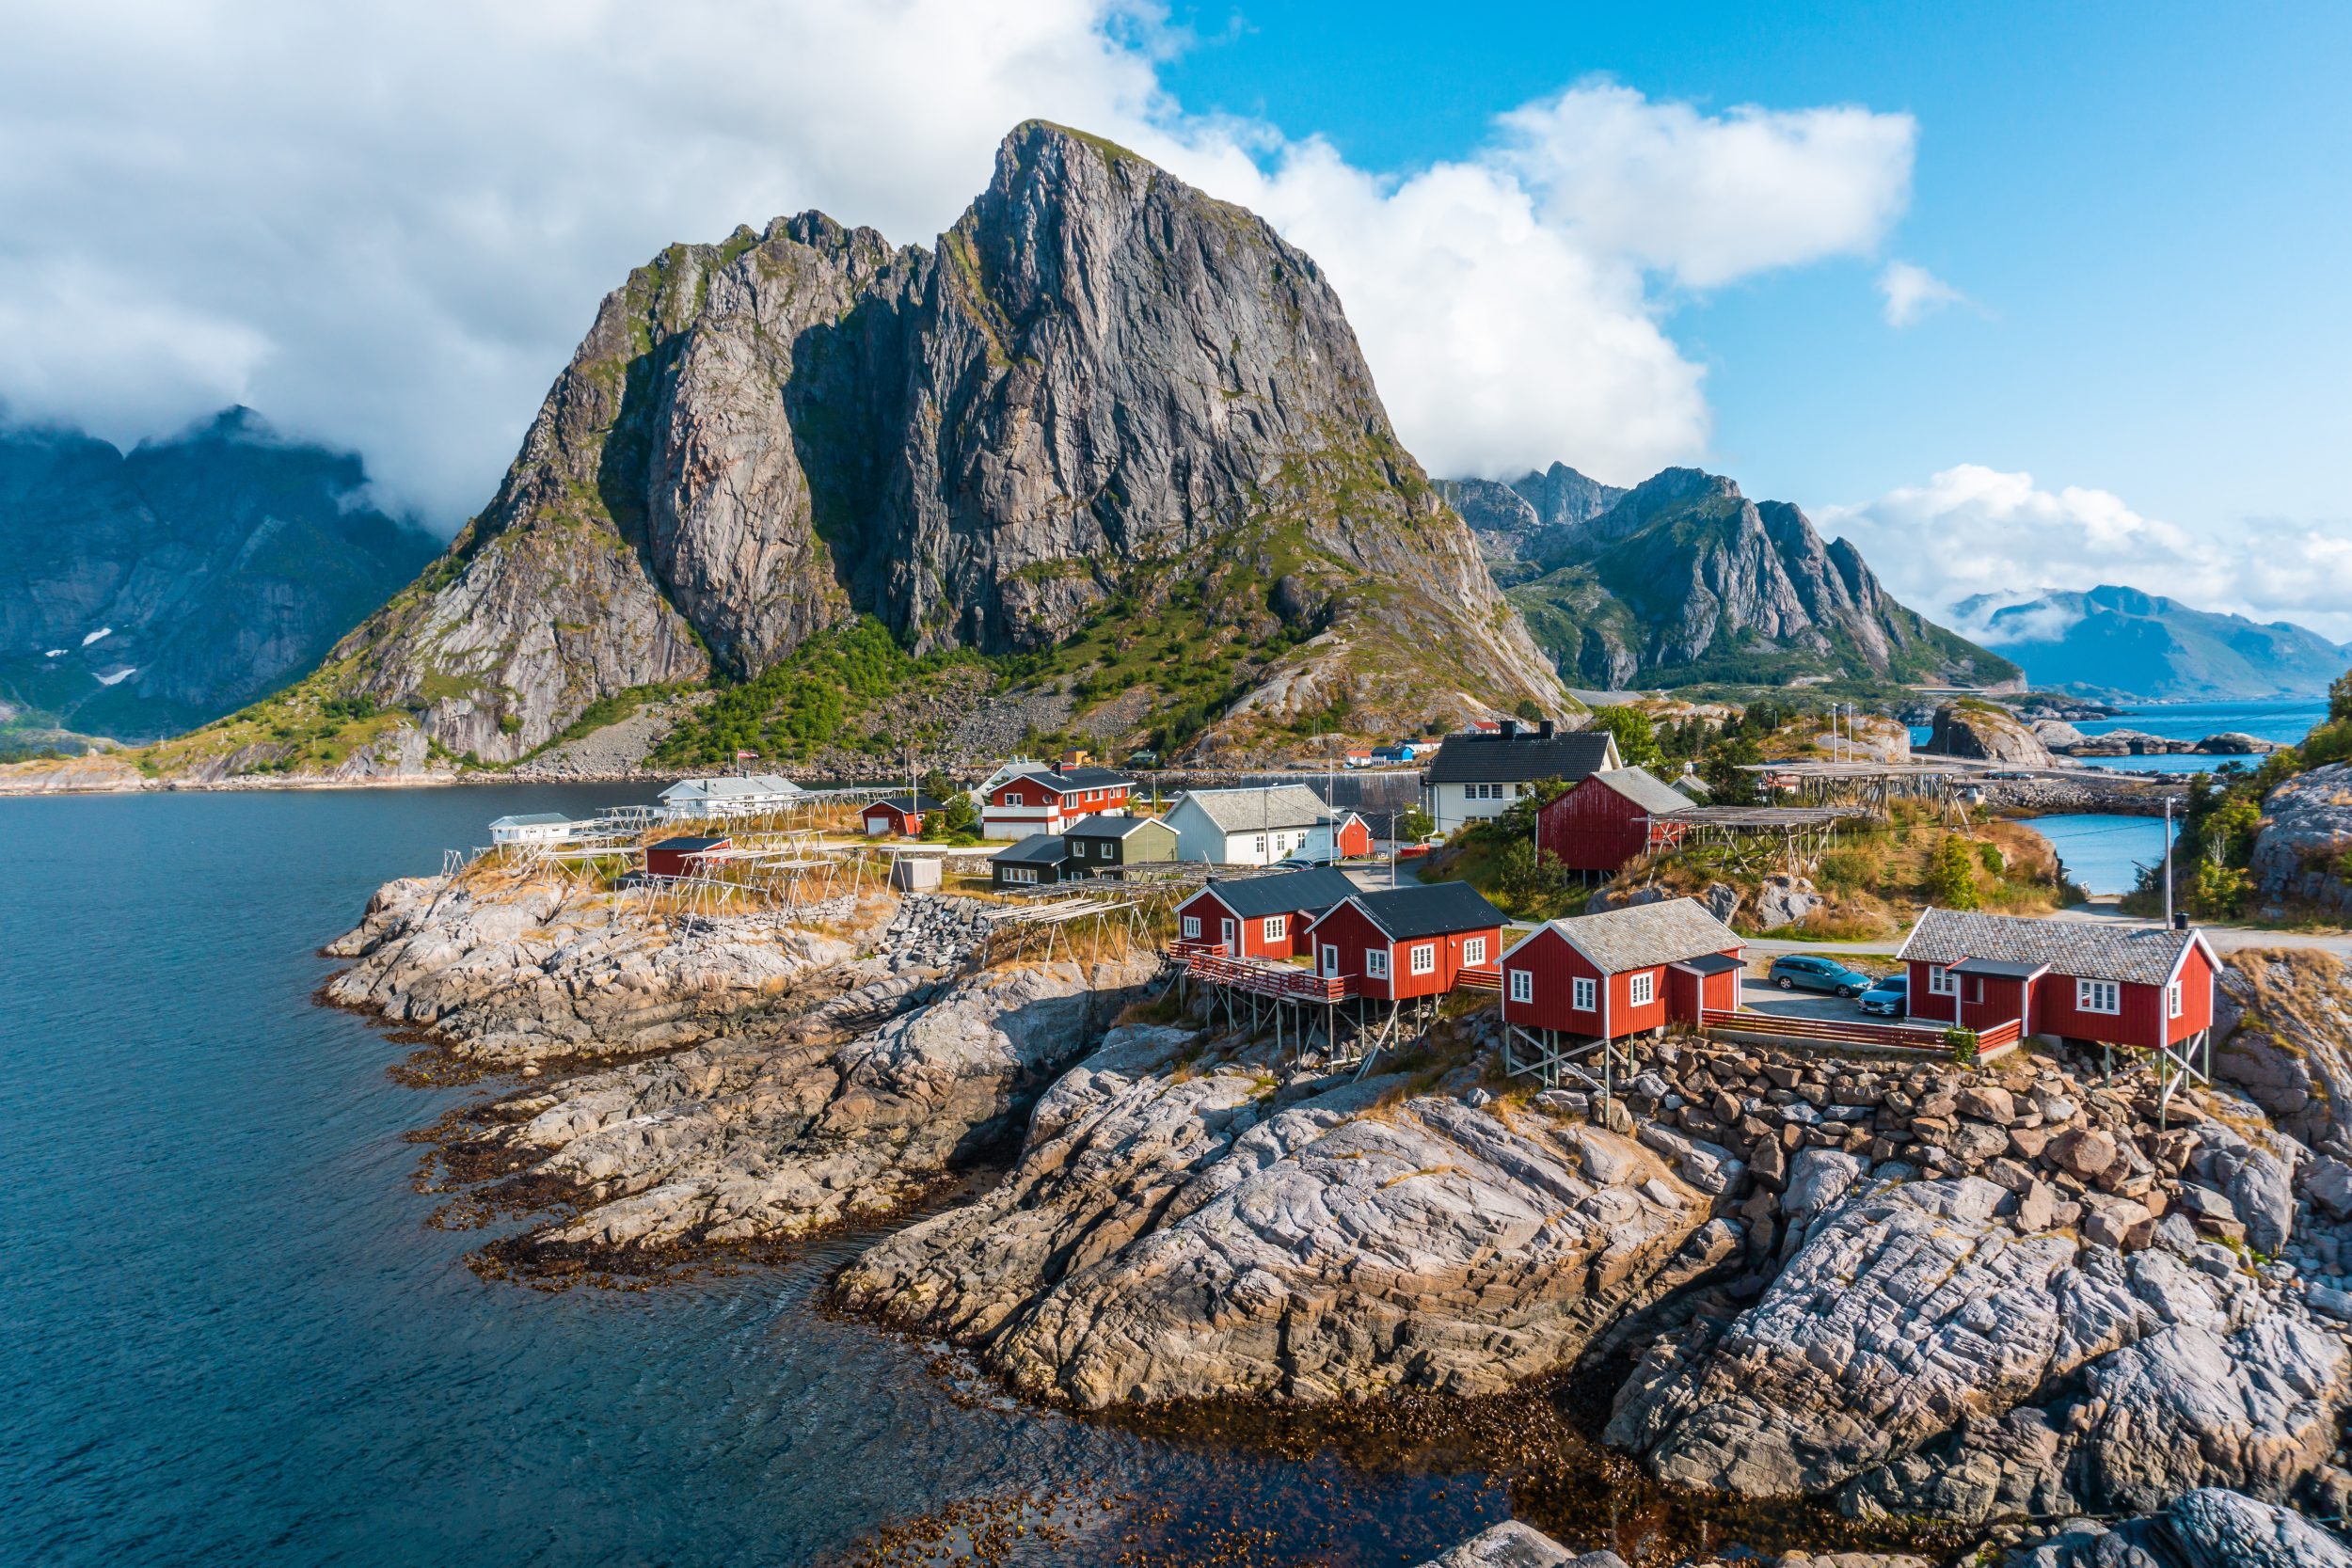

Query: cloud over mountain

[0,2,1917,525]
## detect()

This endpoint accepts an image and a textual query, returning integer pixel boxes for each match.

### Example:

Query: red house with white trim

[982,764,1135,839]
[1535,766,1694,874]
[1500,897,1745,1040]
[1303,882,1506,1001]
[862,793,945,837]
[1896,908,2217,1050]
[1174,867,1360,959]
[645,835,730,879]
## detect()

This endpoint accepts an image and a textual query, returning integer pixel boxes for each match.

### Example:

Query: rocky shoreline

[324,863,2352,1563]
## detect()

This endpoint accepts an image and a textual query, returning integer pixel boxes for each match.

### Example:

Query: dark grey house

[991,832,1072,891]
[1061,813,1179,878]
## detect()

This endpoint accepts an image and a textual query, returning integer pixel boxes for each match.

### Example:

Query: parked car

[1271,855,1334,870]
[1857,972,1909,1017]
[1767,954,1876,998]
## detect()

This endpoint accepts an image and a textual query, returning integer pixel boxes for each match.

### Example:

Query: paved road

[1748,898,2352,959]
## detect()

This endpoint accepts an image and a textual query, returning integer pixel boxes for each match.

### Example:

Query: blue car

[1857,973,1909,1017]
[1767,954,1876,999]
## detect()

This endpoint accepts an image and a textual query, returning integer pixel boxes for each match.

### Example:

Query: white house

[1162,784,1369,866]
[979,764,1135,839]
[488,813,579,847]
[1419,720,1619,836]
[657,773,805,820]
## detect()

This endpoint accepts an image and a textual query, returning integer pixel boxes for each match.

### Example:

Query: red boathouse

[1175,867,1359,959]
[645,835,730,879]
[1303,882,1506,1001]
[862,793,945,837]
[1500,897,1745,1040]
[1534,766,1694,874]
[1896,908,2217,1050]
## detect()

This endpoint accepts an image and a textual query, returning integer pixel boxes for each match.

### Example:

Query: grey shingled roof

[490,813,574,828]
[1007,766,1134,794]
[1066,813,1167,840]
[1194,867,1360,921]
[1422,731,1614,785]
[1539,897,1742,973]
[1897,908,2202,988]
[1328,881,1507,940]
[994,833,1071,864]
[1177,784,1340,832]
[1585,766,1692,815]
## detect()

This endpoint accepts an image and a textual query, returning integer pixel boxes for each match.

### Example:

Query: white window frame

[1463,936,1487,967]
[1507,967,1533,1004]
[2168,980,2184,1019]
[1321,943,1340,977]
[1254,834,1268,856]
[1572,975,1597,1012]
[1181,915,1200,940]
[1365,947,1391,980]
[1927,964,1957,997]
[1629,971,1655,1007]
[1263,916,1284,943]
[1220,918,1237,951]
[1408,942,1436,975]
[2077,977,2122,1015]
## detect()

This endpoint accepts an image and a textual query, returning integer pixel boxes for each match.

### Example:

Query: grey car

[1767,954,1875,998]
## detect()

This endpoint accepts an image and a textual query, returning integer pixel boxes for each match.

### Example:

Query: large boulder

[2010,1487,2352,1568]
[1409,1522,1624,1568]
[2249,763,2352,895]
[1926,702,2055,767]
[1752,874,1826,932]
[2215,950,2352,1158]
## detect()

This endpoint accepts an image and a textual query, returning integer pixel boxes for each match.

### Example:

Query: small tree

[1928,834,1982,910]
[1589,705,1663,770]
[1701,736,1764,805]
[2329,666,2352,724]
[1397,804,1435,842]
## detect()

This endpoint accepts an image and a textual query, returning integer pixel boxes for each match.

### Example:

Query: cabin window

[1255,835,1268,856]
[1572,976,1597,1012]
[2077,978,2121,1014]
[1508,967,1533,1004]
[2169,980,2184,1019]
[1263,916,1284,942]
[1366,948,1391,979]
[1629,971,1655,1007]
[1182,916,1200,940]
[1409,942,1436,975]
[1463,937,1487,966]
[1927,964,1956,997]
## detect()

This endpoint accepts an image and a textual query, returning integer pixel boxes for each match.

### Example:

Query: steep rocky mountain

[272,121,1563,771]
[1465,463,2018,692]
[1955,584,2349,702]
[1438,462,1626,585]
[0,409,438,739]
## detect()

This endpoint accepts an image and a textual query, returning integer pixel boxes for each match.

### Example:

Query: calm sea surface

[2016,813,2172,897]
[1908,697,2328,772]
[0,785,1518,1568]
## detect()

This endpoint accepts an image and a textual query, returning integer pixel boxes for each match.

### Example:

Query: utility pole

[2162,794,2176,927]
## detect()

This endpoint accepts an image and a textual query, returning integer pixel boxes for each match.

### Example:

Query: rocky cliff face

[1462,464,2018,693]
[326,121,1565,764]
[1439,463,1626,584]
[0,409,437,739]
[1924,700,2056,766]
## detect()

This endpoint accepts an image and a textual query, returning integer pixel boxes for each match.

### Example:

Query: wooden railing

[1698,1009,2021,1057]
[1168,942,1352,1002]
[1454,965,1502,993]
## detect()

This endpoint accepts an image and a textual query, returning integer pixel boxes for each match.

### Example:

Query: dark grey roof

[650,835,728,852]
[1066,813,1166,840]
[1581,765,1693,815]
[1536,897,1743,972]
[1422,731,1614,785]
[1331,881,1506,940]
[871,793,946,813]
[1193,867,1359,920]
[1898,908,2205,988]
[1672,952,1745,976]
[1009,766,1134,794]
[995,833,1071,864]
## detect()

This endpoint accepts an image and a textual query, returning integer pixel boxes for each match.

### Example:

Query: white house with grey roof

[488,813,580,847]
[656,773,805,820]
[1420,719,1620,835]
[1163,784,1367,866]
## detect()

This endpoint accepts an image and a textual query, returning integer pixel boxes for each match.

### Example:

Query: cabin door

[1220,918,1237,956]
[1320,943,1339,978]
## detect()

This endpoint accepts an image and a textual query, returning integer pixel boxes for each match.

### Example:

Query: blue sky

[1161,1,2352,530]
[3,2,2347,630]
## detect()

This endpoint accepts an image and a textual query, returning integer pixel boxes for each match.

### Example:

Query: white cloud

[0,3,1918,523]
[1823,464,2352,640]
[1877,260,1972,326]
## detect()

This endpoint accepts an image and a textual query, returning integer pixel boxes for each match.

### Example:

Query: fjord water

[0,786,1508,1568]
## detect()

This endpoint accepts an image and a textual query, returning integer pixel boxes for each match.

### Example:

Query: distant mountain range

[0,408,438,740]
[1954,584,2350,702]
[1448,463,2019,693]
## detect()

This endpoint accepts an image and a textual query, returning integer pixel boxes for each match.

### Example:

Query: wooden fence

[1168,942,1351,1003]
[1699,1008,2021,1060]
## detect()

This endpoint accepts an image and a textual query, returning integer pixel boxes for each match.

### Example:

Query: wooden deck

[1699,1008,2022,1061]
[1167,941,1351,1002]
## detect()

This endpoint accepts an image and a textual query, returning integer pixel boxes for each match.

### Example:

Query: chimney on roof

[1536,719,1556,739]
[1499,719,1519,739]
[1051,760,1063,774]
[2172,911,2189,931]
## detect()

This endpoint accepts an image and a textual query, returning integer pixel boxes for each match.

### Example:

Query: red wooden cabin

[862,793,944,837]
[1303,882,1506,1001]
[1534,766,1694,874]
[1175,867,1359,959]
[1500,897,1744,1039]
[983,765,1135,837]
[645,835,729,879]
[1896,908,2217,1050]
